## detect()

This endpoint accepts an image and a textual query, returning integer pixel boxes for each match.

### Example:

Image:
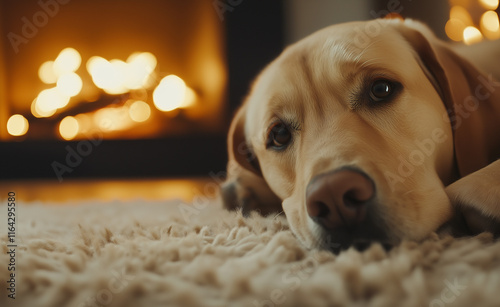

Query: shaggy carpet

[1,198,500,307]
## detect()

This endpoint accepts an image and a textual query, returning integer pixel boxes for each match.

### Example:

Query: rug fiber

[1,199,500,307]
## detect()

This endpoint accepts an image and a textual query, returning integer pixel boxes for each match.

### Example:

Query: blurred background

[0,0,498,201]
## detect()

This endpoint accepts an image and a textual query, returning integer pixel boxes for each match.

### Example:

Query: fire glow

[446,0,500,44]
[86,52,157,95]
[7,47,198,139]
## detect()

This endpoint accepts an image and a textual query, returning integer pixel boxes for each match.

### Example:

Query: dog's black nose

[306,168,375,230]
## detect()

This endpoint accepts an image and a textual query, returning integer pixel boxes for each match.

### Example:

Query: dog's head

[222,19,500,251]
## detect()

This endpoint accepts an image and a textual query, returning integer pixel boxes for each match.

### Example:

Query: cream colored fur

[223,19,500,249]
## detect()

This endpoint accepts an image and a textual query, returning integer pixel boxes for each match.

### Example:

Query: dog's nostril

[315,201,330,217]
[310,201,334,226]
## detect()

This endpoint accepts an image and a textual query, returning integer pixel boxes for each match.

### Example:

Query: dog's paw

[460,205,500,235]
[220,172,282,217]
[445,160,500,236]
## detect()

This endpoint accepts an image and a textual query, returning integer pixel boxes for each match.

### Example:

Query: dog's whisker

[401,190,417,197]
[271,211,285,220]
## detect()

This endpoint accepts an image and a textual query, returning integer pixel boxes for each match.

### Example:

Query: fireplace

[2,0,229,141]
[0,0,285,179]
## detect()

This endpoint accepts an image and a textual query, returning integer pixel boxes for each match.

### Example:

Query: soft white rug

[1,199,500,307]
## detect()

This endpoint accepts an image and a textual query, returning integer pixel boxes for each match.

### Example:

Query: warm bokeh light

[450,6,474,27]
[182,87,197,108]
[38,61,57,84]
[32,97,56,118]
[7,114,29,137]
[31,98,42,118]
[126,52,157,89]
[28,48,202,139]
[87,52,158,94]
[479,0,499,10]
[59,116,79,140]
[53,48,82,76]
[87,56,114,91]
[56,72,83,97]
[35,88,70,115]
[153,75,187,112]
[446,1,500,42]
[128,100,151,122]
[481,10,500,39]
[108,59,129,94]
[93,107,132,132]
[86,56,106,75]
[445,18,467,41]
[463,26,484,44]
[75,114,92,134]
[87,56,128,94]
[94,108,113,132]
[127,52,157,68]
[481,10,500,31]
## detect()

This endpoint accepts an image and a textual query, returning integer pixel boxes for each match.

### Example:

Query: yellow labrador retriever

[221,18,500,251]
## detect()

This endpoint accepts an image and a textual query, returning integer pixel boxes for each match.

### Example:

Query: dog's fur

[222,19,500,251]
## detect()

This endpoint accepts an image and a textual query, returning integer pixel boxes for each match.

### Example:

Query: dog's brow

[341,63,400,82]
[268,95,302,117]
[267,93,304,125]
[322,39,361,62]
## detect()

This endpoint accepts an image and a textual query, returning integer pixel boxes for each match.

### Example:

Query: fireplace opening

[0,0,285,179]
[1,0,227,141]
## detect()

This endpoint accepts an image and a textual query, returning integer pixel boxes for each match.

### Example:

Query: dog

[221,18,500,252]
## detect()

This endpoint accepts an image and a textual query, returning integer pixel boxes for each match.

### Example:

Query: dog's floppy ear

[397,21,500,175]
[226,104,262,176]
[221,105,282,216]
[396,20,500,234]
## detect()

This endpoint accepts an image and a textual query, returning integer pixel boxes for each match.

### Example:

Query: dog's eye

[266,122,292,150]
[369,79,394,102]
